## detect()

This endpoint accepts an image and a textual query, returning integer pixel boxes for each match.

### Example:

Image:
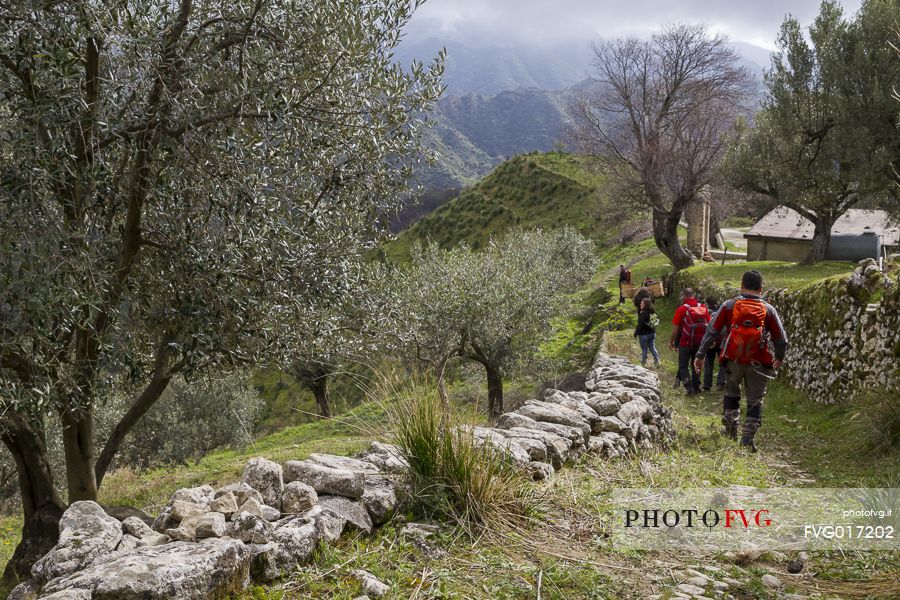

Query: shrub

[376,374,533,533]
[112,373,265,469]
[847,389,900,456]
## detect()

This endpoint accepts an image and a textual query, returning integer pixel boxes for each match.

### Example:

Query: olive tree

[395,228,595,419]
[0,0,442,577]
[724,0,900,261]
[568,24,754,270]
[288,265,400,418]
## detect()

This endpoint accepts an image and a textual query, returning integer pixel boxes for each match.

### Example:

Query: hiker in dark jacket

[694,270,788,452]
[632,287,652,317]
[703,296,728,392]
[618,265,629,304]
[634,298,660,367]
[670,288,709,395]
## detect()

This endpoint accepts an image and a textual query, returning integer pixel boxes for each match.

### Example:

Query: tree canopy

[569,24,753,270]
[724,0,900,262]
[0,0,442,578]
[394,228,595,418]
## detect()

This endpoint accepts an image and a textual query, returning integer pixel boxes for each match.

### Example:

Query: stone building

[745,207,899,262]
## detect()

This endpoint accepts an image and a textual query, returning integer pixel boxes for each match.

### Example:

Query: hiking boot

[740,435,758,453]
[703,387,711,392]
[722,422,738,441]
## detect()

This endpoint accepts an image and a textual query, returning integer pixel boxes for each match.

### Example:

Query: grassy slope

[383,152,638,263]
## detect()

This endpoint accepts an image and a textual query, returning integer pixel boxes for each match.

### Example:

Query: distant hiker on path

[694,270,789,453]
[618,265,631,304]
[703,296,727,392]
[634,297,661,367]
[670,288,709,395]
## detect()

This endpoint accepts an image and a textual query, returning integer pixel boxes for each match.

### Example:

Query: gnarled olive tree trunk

[1,414,66,583]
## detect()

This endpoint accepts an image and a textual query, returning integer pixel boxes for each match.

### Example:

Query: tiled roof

[745,206,899,246]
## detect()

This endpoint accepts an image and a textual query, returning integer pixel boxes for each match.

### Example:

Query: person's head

[641,298,653,311]
[619,265,625,271]
[681,287,695,301]
[741,270,763,293]
[706,296,720,309]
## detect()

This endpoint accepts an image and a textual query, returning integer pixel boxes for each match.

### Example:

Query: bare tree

[569,25,753,270]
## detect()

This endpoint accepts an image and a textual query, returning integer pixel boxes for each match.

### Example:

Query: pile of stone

[10,442,407,599]
[467,352,675,480]
[11,352,674,599]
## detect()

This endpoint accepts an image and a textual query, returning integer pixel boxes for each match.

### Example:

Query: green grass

[682,260,854,292]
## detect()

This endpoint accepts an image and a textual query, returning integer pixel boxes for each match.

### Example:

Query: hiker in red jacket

[669,288,709,395]
[694,270,789,452]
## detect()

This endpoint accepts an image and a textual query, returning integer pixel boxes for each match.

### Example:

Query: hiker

[694,270,788,452]
[618,265,631,304]
[634,297,661,367]
[632,286,652,317]
[670,288,709,395]
[703,296,727,392]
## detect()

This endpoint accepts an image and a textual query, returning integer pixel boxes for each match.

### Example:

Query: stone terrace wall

[10,352,674,600]
[670,261,900,404]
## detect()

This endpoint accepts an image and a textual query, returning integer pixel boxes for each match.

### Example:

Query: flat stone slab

[39,538,250,599]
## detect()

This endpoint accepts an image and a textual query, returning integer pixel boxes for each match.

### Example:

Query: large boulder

[281,481,318,515]
[38,538,250,599]
[502,427,569,470]
[515,402,591,437]
[215,482,263,507]
[616,398,652,425]
[355,441,409,473]
[467,427,531,465]
[227,512,273,544]
[594,416,627,435]
[152,485,215,532]
[208,491,239,516]
[242,457,284,508]
[31,501,123,582]
[250,521,318,582]
[316,496,373,534]
[584,394,620,416]
[308,453,380,474]
[283,460,365,499]
[361,475,398,525]
[494,412,583,444]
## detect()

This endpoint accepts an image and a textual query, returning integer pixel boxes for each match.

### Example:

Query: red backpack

[680,303,709,347]
[721,298,771,364]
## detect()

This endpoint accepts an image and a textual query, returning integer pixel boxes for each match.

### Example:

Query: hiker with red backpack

[669,288,710,395]
[693,270,789,452]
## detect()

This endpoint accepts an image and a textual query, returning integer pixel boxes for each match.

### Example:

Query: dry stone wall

[670,260,900,403]
[10,352,674,600]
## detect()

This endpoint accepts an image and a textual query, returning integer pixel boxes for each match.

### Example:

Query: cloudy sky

[406,0,864,50]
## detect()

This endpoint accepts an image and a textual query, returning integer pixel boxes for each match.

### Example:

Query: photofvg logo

[624,507,772,529]
[609,488,899,552]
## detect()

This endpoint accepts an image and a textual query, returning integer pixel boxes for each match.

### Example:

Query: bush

[847,389,900,456]
[113,373,265,469]
[377,374,533,533]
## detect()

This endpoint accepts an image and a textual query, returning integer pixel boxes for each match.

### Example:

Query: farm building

[745,206,899,262]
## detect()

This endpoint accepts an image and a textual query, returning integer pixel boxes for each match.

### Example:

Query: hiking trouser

[722,360,771,437]
[638,333,660,366]
[678,346,701,393]
[704,351,727,390]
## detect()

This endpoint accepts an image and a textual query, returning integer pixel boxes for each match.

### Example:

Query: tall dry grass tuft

[847,389,900,457]
[369,369,535,535]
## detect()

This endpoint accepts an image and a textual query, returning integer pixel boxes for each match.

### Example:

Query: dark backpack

[680,303,709,347]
